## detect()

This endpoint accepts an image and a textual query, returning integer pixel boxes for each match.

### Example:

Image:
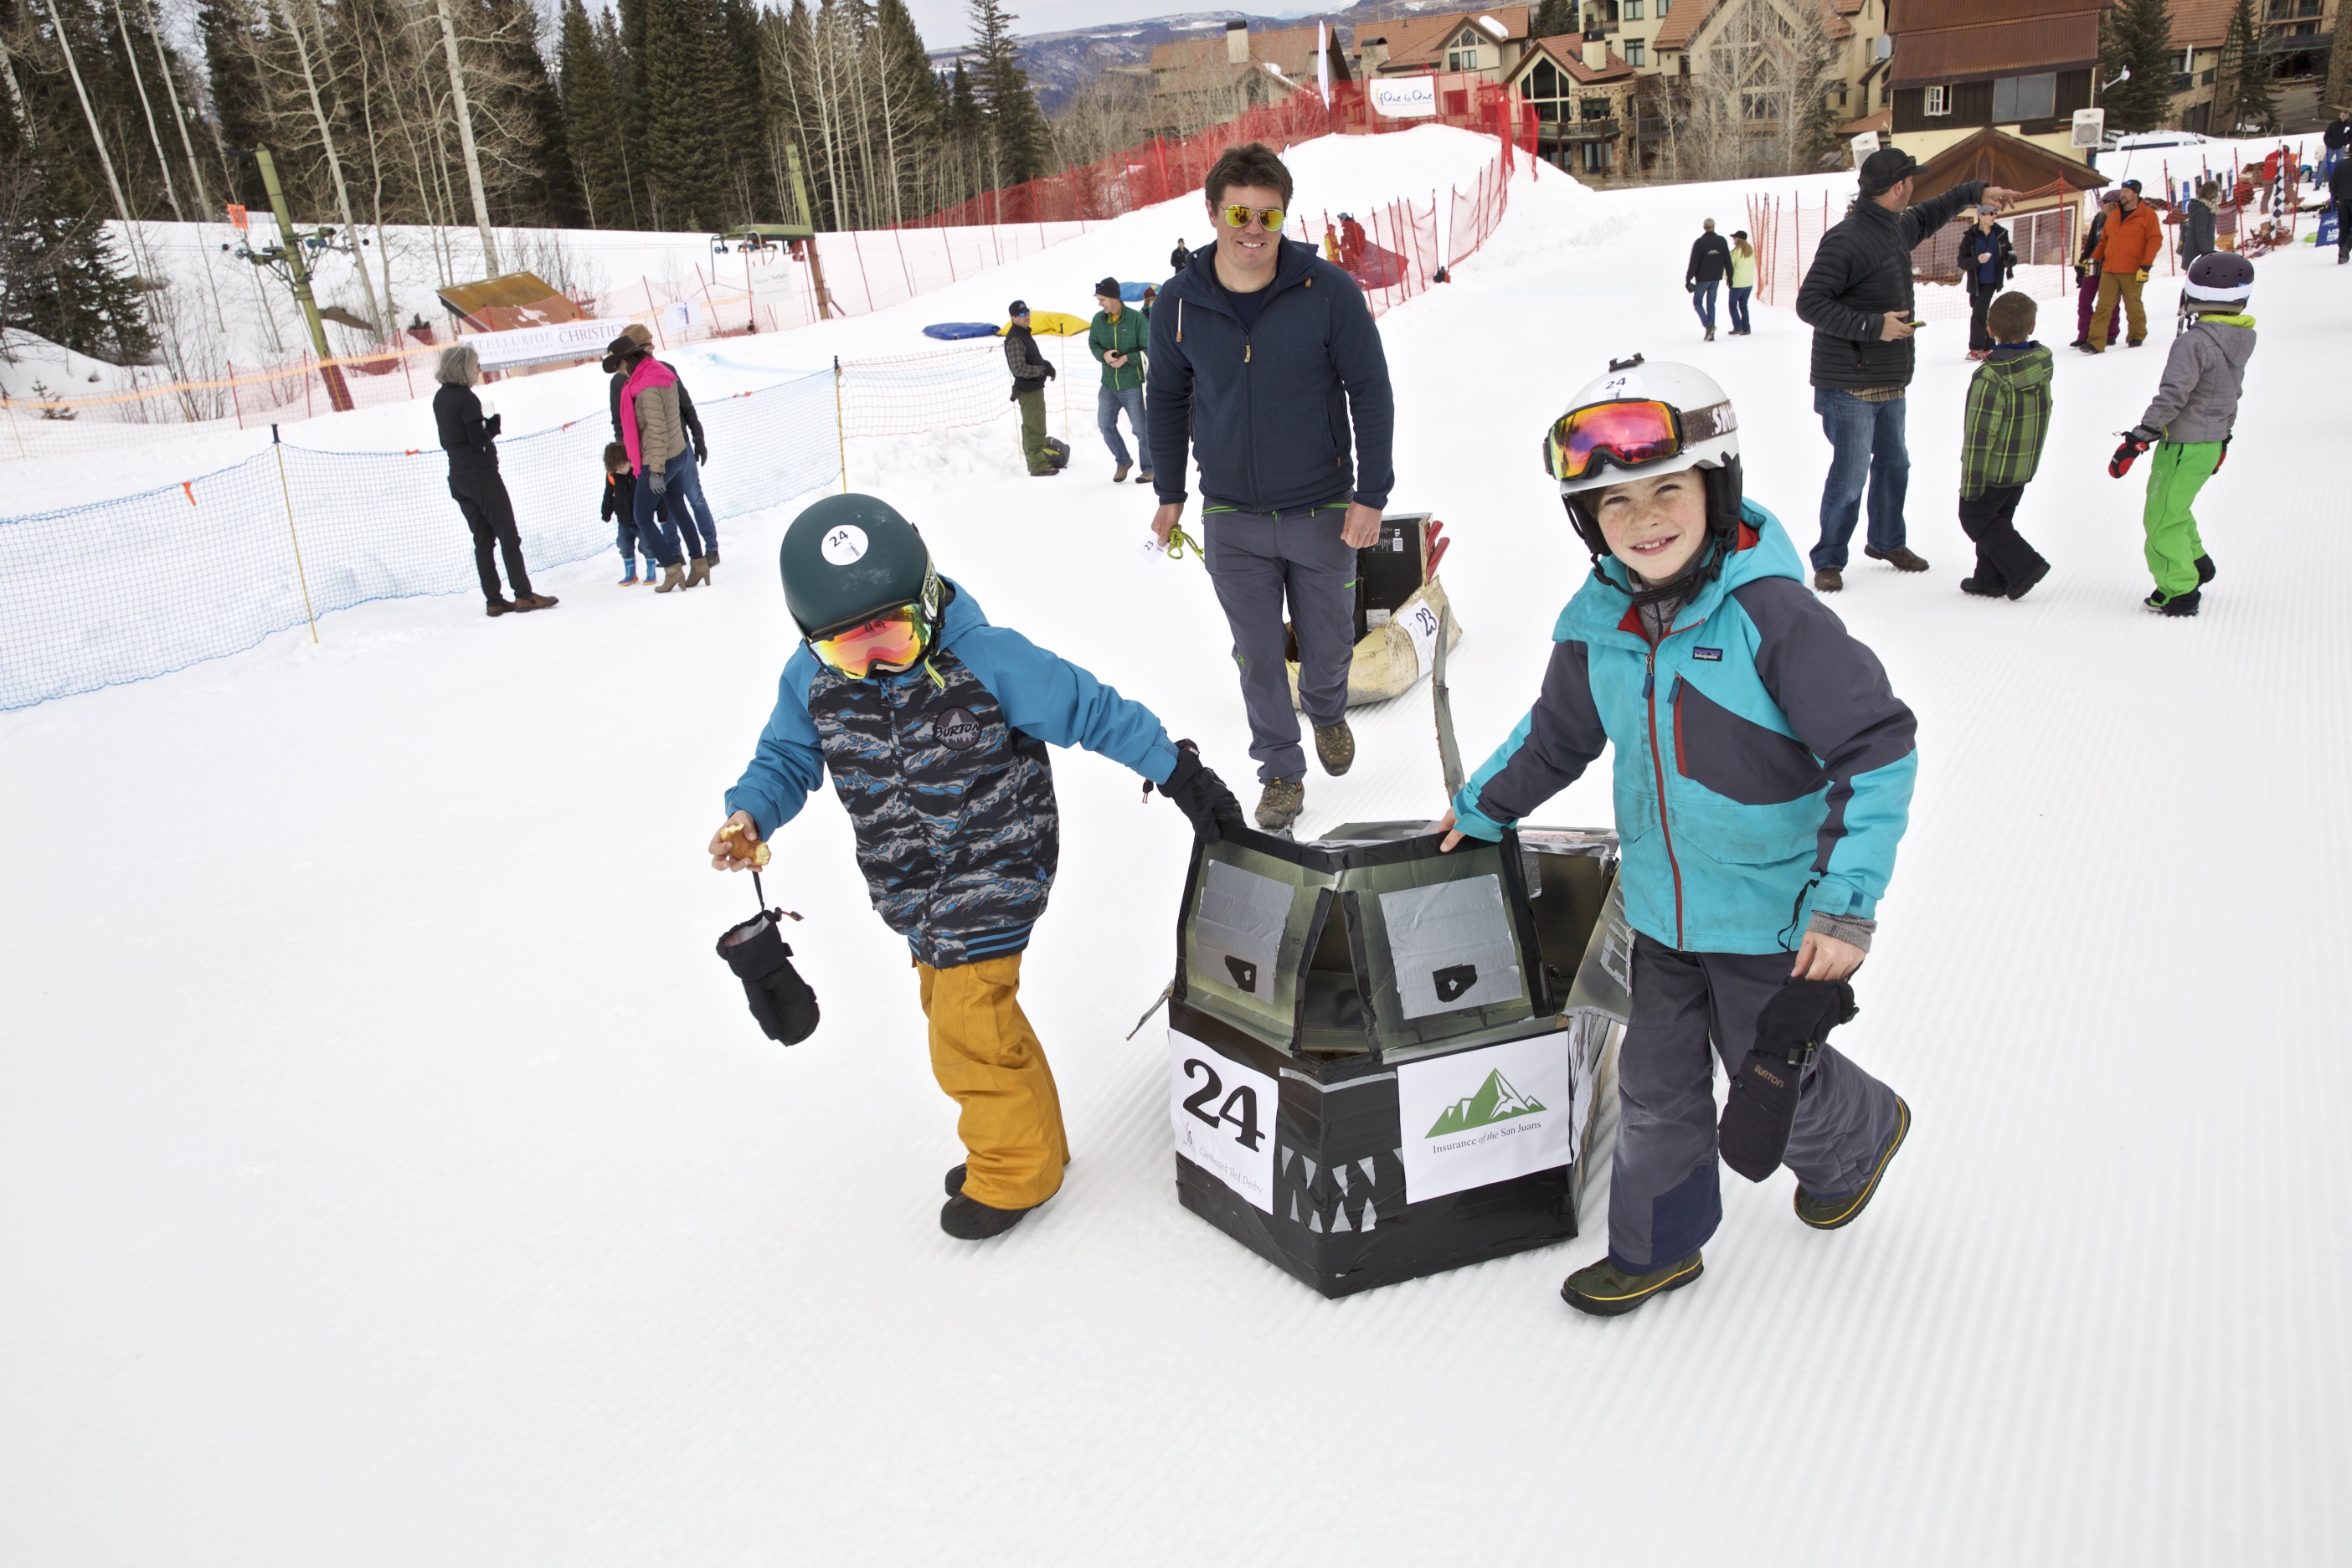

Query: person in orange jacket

[2084,179,2164,353]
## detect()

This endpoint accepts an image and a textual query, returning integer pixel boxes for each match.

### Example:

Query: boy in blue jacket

[709,495,1241,1240]
[1440,358,1917,1317]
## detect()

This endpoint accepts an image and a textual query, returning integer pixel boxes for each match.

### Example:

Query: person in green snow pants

[2141,441,2222,599]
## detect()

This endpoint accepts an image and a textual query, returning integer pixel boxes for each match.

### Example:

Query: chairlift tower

[221,147,366,412]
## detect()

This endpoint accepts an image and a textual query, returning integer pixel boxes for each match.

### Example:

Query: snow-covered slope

[4,126,2348,1564]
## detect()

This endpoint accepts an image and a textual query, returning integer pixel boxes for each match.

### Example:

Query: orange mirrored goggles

[808,605,929,678]
[1220,203,1287,231]
[1542,398,1737,483]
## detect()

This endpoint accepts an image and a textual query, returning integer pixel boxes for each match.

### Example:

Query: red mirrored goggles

[1541,398,1736,483]
[808,605,929,678]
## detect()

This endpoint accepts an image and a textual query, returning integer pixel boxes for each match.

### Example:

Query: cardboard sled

[1284,512,1464,709]
[1166,819,1634,1298]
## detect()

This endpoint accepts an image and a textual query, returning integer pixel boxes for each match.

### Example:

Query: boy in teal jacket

[1441,358,1917,1317]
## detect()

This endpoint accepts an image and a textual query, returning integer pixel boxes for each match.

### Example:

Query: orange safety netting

[912,79,1536,228]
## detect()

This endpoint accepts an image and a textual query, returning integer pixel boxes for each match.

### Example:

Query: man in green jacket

[1089,277,1151,486]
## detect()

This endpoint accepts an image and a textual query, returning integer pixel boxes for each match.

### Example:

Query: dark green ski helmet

[779,493,940,636]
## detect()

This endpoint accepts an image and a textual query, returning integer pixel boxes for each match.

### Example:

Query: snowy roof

[1372,6,1534,68]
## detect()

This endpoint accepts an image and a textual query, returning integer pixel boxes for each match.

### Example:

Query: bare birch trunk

[434,0,502,275]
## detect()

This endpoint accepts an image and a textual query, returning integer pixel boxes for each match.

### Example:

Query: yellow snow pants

[918,954,1069,1211]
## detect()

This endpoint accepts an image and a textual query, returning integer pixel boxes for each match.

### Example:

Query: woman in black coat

[434,343,556,616]
[1962,207,2017,357]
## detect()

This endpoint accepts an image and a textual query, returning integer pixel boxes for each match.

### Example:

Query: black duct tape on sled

[1165,820,1633,1298]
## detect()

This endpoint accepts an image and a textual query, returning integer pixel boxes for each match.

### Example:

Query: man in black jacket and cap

[1795,147,2015,592]
[1686,218,1732,341]
[1004,301,1062,476]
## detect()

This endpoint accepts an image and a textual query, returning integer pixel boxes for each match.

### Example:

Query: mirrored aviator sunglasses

[1543,398,1686,483]
[809,606,928,678]
[1221,203,1286,231]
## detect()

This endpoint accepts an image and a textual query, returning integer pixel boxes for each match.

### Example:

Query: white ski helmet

[1546,354,1741,501]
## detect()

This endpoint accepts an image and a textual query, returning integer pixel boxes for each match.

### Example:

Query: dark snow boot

[1562,1252,1703,1317]
[2003,557,2050,600]
[2145,588,2200,617]
[1794,1097,1911,1230]
[940,1191,1041,1240]
[946,1164,967,1197]
[2195,553,2216,585]
[1314,720,1355,777]
[1958,576,2005,597]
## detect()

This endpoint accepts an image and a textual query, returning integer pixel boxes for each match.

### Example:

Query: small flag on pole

[1318,22,1331,103]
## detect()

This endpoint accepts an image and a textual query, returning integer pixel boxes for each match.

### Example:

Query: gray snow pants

[1608,934,1902,1273]
[1202,504,1356,784]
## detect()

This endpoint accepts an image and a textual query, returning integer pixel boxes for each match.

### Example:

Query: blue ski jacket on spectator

[1449,503,1917,955]
[1145,237,1396,514]
[726,580,1181,967]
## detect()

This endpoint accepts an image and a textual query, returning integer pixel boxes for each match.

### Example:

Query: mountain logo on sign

[1424,1069,1545,1137]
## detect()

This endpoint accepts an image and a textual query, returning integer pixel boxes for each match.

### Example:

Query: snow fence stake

[831,356,847,492]
[270,424,320,645]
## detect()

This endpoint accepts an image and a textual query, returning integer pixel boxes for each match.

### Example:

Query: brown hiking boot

[1255,778,1305,831]
[511,592,559,613]
[1813,568,1842,594]
[685,555,711,588]
[1313,720,1355,777]
[1865,545,1930,572]
[655,563,686,593]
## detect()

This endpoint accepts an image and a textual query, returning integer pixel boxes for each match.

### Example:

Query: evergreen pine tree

[197,0,272,205]
[594,7,646,225]
[968,0,1047,185]
[0,152,157,362]
[1531,0,1577,39]
[641,0,728,227]
[486,0,587,225]
[2212,0,2279,135]
[2097,0,2175,133]
[559,0,631,227]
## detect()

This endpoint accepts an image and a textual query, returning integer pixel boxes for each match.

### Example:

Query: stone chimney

[1226,19,1249,64]
[1583,27,1607,72]
[1360,34,1389,69]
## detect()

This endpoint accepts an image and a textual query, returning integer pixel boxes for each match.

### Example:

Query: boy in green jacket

[1089,276,1151,486]
[1956,290,2054,600]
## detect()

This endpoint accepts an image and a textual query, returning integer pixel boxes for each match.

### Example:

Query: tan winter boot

[655,563,686,593]
[685,555,711,588]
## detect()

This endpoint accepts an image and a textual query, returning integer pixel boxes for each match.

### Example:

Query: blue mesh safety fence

[0,368,841,711]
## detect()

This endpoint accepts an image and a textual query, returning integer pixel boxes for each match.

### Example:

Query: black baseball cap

[1858,147,1922,194]
[1007,300,1028,316]
[2123,177,2144,192]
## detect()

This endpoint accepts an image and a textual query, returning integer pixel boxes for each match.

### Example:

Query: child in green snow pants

[2142,441,2222,599]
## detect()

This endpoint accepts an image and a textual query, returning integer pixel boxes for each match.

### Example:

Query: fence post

[270,424,320,644]
[832,356,848,492]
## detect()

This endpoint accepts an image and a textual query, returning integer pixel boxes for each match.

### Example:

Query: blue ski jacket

[1449,504,1917,955]
[726,580,1181,967]
[1145,238,1395,514]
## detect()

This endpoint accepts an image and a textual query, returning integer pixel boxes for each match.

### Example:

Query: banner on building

[1371,76,1439,118]
[464,317,636,371]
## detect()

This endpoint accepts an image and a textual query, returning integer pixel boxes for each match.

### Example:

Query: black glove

[1718,979,1857,1182]
[2108,429,2155,479]
[485,412,503,438]
[695,441,709,466]
[717,909,820,1045]
[1044,363,1057,380]
[1150,739,1243,842]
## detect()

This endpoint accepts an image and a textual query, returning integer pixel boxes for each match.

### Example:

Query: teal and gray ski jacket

[1449,504,1917,955]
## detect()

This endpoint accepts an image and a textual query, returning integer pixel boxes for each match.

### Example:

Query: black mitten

[1718,979,1857,1182]
[1150,739,1244,841]
[717,910,820,1045]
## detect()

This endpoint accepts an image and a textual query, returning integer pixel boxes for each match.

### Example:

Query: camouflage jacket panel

[807,649,1059,968]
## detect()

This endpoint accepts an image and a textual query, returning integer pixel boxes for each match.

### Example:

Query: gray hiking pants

[1608,934,1901,1273]
[1202,505,1356,783]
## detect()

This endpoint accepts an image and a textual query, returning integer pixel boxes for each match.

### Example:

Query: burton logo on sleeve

[1424,1069,1546,1137]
